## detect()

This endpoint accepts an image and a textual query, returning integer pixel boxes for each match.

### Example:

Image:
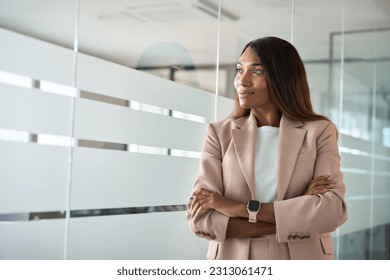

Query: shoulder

[303,119,336,130]
[204,116,240,147]
[200,117,237,153]
[208,116,237,133]
[303,119,339,140]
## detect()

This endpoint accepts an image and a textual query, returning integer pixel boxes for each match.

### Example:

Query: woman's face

[234,47,276,113]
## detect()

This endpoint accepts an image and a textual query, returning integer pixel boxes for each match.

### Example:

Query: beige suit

[187,112,347,260]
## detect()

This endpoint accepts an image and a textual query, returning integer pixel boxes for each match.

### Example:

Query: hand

[188,188,243,219]
[304,175,336,195]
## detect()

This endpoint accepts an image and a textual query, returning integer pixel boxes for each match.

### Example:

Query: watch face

[248,200,260,211]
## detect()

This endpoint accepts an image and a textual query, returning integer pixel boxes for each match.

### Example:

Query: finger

[318,183,336,191]
[190,203,199,218]
[189,195,202,213]
[312,175,331,182]
[191,201,209,219]
[309,183,336,193]
[192,207,208,219]
[187,196,195,210]
[190,196,210,218]
[310,189,331,195]
[194,188,211,194]
[192,188,207,194]
[189,190,218,216]
[189,195,201,212]
[308,189,322,195]
[310,179,336,188]
[311,176,335,183]
[324,183,336,188]
[312,181,336,188]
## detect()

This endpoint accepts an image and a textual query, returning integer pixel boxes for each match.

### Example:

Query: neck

[252,109,281,127]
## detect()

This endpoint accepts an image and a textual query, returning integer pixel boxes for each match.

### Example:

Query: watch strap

[248,211,257,223]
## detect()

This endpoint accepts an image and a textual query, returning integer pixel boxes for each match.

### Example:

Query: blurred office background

[0,0,389,259]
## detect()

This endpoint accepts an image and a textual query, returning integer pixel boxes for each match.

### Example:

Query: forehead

[238,47,262,65]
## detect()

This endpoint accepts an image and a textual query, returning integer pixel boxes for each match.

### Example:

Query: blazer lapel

[277,116,307,200]
[231,113,257,199]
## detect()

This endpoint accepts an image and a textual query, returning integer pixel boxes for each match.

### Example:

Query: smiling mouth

[238,92,253,98]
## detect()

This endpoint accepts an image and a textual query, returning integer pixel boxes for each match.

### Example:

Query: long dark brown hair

[231,37,328,122]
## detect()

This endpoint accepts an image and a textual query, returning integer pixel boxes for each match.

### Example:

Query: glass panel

[372,28,390,260]
[295,0,343,122]
[67,212,208,259]
[76,54,215,120]
[70,148,199,209]
[0,141,69,213]
[0,220,66,260]
[0,84,73,136]
[74,98,206,151]
[338,0,390,260]
[0,0,76,260]
[78,0,218,92]
[337,20,376,260]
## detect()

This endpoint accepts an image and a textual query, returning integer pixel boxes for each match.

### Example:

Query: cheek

[255,79,267,88]
[233,78,239,90]
[255,82,269,94]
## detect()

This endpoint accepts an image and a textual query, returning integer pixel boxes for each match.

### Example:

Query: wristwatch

[247,200,261,223]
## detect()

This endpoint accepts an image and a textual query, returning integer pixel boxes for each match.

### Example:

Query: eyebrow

[237,62,263,66]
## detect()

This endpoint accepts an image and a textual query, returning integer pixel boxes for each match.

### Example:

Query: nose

[236,71,252,87]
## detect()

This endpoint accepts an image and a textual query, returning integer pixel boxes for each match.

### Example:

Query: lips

[238,91,253,98]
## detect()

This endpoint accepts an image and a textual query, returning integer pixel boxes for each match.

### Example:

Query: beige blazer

[187,112,347,260]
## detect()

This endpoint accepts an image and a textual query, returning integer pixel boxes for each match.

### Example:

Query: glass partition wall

[0,0,389,259]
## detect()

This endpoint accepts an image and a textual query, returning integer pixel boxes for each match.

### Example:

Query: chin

[239,101,250,109]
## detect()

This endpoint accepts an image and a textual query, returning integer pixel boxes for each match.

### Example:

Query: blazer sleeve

[273,121,348,243]
[186,123,229,243]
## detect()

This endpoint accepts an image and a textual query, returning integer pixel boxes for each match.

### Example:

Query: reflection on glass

[78,0,220,92]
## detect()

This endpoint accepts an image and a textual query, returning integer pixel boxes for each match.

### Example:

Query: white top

[254,126,279,203]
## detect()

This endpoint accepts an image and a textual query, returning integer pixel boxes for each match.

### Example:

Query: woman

[186,37,347,260]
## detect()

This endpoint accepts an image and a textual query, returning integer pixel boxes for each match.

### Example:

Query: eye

[235,67,243,74]
[253,69,264,75]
